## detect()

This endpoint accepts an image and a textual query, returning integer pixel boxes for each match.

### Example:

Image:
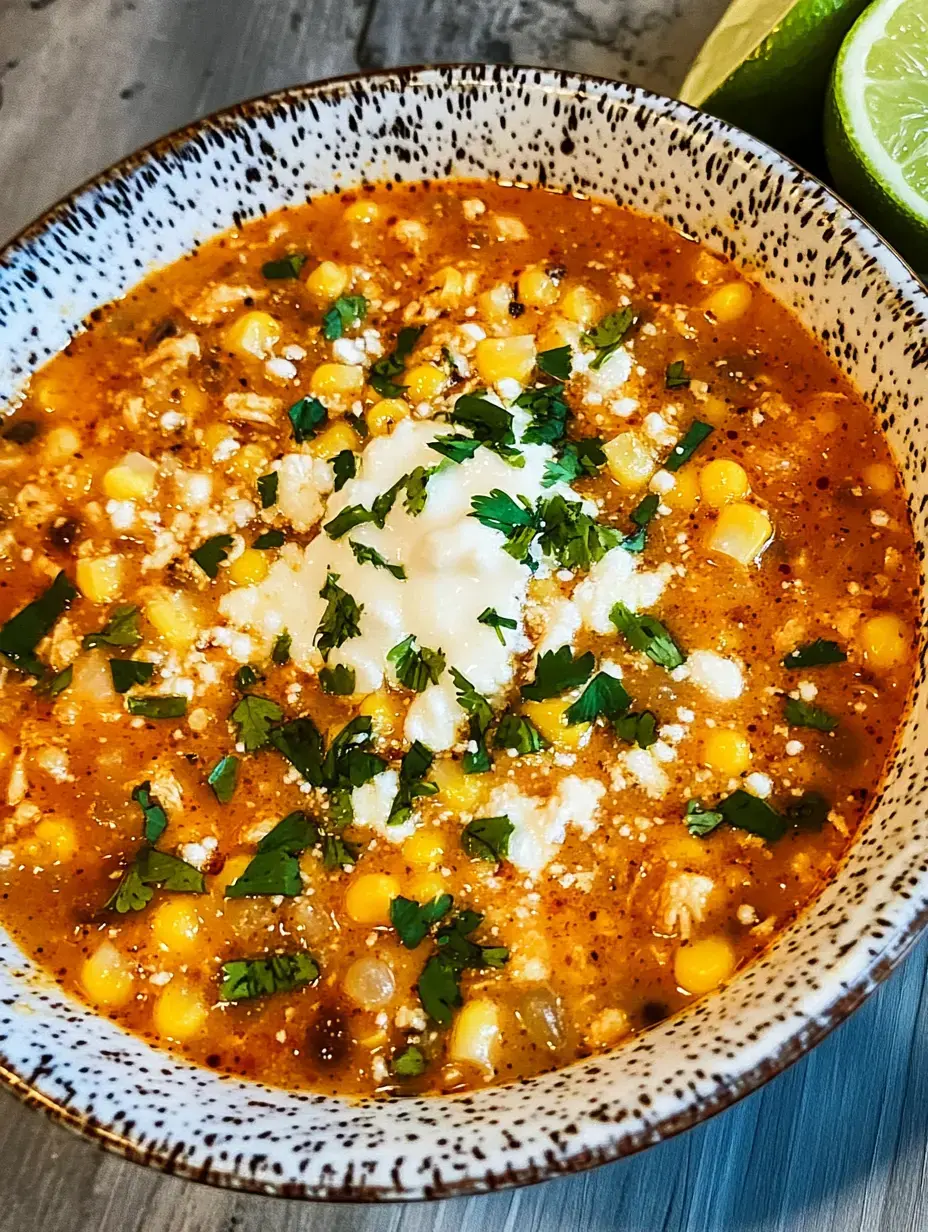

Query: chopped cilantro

[268,715,325,784]
[417,955,462,1027]
[477,607,517,644]
[564,671,631,725]
[320,833,360,870]
[226,811,317,898]
[400,465,434,517]
[784,697,838,731]
[450,668,493,774]
[622,492,660,553]
[234,664,263,691]
[33,664,73,698]
[230,693,284,752]
[332,449,357,492]
[470,489,538,562]
[392,1044,427,1077]
[271,631,292,665]
[315,572,362,661]
[521,645,595,701]
[257,471,278,509]
[254,529,285,550]
[543,437,607,487]
[610,602,686,670]
[261,253,307,279]
[288,396,327,444]
[82,604,141,650]
[461,815,513,863]
[369,325,423,397]
[191,533,234,580]
[319,663,356,695]
[390,892,453,949]
[782,639,847,670]
[582,306,636,370]
[388,635,445,692]
[126,695,187,719]
[786,791,831,831]
[494,711,546,755]
[685,798,724,837]
[106,847,205,913]
[322,295,367,340]
[219,952,319,1002]
[428,434,482,464]
[614,710,658,748]
[665,360,692,390]
[537,345,572,380]
[417,910,509,1025]
[350,538,406,580]
[388,741,439,827]
[450,393,520,460]
[0,571,77,675]
[718,789,787,842]
[536,494,621,571]
[517,383,570,447]
[208,755,239,804]
[324,503,374,539]
[132,780,167,843]
[109,658,154,693]
[664,420,714,472]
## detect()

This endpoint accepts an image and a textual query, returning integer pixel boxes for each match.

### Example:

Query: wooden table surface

[1,1,927,1228]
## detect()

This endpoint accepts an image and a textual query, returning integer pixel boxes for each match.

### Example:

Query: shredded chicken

[657,872,715,940]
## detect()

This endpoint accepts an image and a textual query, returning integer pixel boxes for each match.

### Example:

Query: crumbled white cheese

[179,836,217,871]
[275,454,333,533]
[580,347,632,405]
[620,746,670,797]
[744,772,773,798]
[351,769,414,841]
[106,499,137,531]
[573,549,671,633]
[643,412,676,446]
[332,337,367,366]
[535,597,582,655]
[265,356,298,381]
[649,469,676,495]
[487,776,605,873]
[686,650,745,701]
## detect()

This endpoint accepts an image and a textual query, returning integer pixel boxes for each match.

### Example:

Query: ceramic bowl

[0,64,926,1202]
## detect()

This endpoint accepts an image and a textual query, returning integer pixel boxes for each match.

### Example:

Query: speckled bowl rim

[0,62,926,1202]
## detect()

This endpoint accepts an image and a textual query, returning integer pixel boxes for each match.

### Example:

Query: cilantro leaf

[126,695,187,719]
[417,954,461,1026]
[784,697,838,732]
[493,711,546,755]
[718,789,787,841]
[82,604,141,650]
[33,664,73,698]
[388,635,445,692]
[686,798,724,837]
[477,607,517,644]
[219,952,319,1002]
[622,492,659,553]
[536,494,621,571]
[257,471,278,509]
[319,663,356,695]
[208,755,239,804]
[231,693,284,752]
[470,489,538,562]
[315,572,362,660]
[392,1044,427,1078]
[322,295,367,341]
[450,393,519,458]
[105,862,152,913]
[234,664,263,691]
[461,815,513,863]
[320,833,360,870]
[664,420,713,472]
[786,791,831,831]
[450,667,493,774]
[614,710,658,748]
[428,434,482,464]
[349,538,406,580]
[225,848,301,897]
[390,892,453,948]
[0,571,77,674]
[610,603,686,670]
[253,529,285,550]
[261,253,306,279]
[665,360,691,390]
[542,437,607,488]
[110,658,154,693]
[400,465,434,517]
[564,671,631,725]
[388,741,439,826]
[268,715,325,785]
[106,847,205,913]
[324,504,374,539]
[417,911,509,1025]
[516,383,570,446]
[582,306,636,370]
[132,780,167,843]
[369,325,423,397]
[288,396,327,444]
[271,631,291,665]
[782,639,847,670]
[332,449,357,492]
[191,534,234,580]
[321,715,386,792]
[258,810,320,853]
[521,645,595,701]
[537,345,572,380]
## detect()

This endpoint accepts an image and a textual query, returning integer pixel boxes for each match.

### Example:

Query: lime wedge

[825,0,928,271]
[680,0,869,163]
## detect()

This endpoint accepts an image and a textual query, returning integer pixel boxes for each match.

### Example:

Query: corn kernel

[699,459,749,508]
[449,997,500,1073]
[102,451,158,501]
[309,420,360,459]
[226,442,269,480]
[700,395,732,426]
[702,729,751,775]
[522,699,589,750]
[152,898,202,956]
[478,283,513,325]
[702,281,753,324]
[536,317,582,352]
[145,590,200,651]
[404,363,446,404]
[358,690,404,741]
[153,980,208,1042]
[223,310,282,360]
[76,556,123,605]
[345,872,401,926]
[663,467,700,513]
[344,199,381,225]
[366,397,409,437]
[660,835,712,868]
[517,266,559,308]
[306,260,349,300]
[863,462,895,494]
[603,432,657,489]
[202,423,238,454]
[860,613,907,669]
[430,266,465,307]
[228,547,269,588]
[430,759,489,811]
[213,852,251,895]
[176,379,208,419]
[559,284,603,327]
[310,362,365,401]
[674,936,737,995]
[23,818,77,863]
[402,829,446,868]
[42,426,83,465]
[475,335,536,386]
[707,502,773,566]
[81,941,133,1009]
[407,871,447,904]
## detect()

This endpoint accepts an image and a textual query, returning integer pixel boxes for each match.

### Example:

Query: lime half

[681,0,869,163]
[825,0,928,272]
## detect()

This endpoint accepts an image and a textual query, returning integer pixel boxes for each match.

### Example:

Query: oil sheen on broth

[0,182,917,1096]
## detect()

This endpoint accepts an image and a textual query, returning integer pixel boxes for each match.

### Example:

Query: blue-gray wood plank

[0,1,925,1227]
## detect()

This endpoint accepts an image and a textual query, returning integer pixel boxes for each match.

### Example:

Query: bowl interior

[0,64,927,1200]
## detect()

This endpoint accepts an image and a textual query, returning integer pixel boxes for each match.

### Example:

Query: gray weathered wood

[1,1,926,1228]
